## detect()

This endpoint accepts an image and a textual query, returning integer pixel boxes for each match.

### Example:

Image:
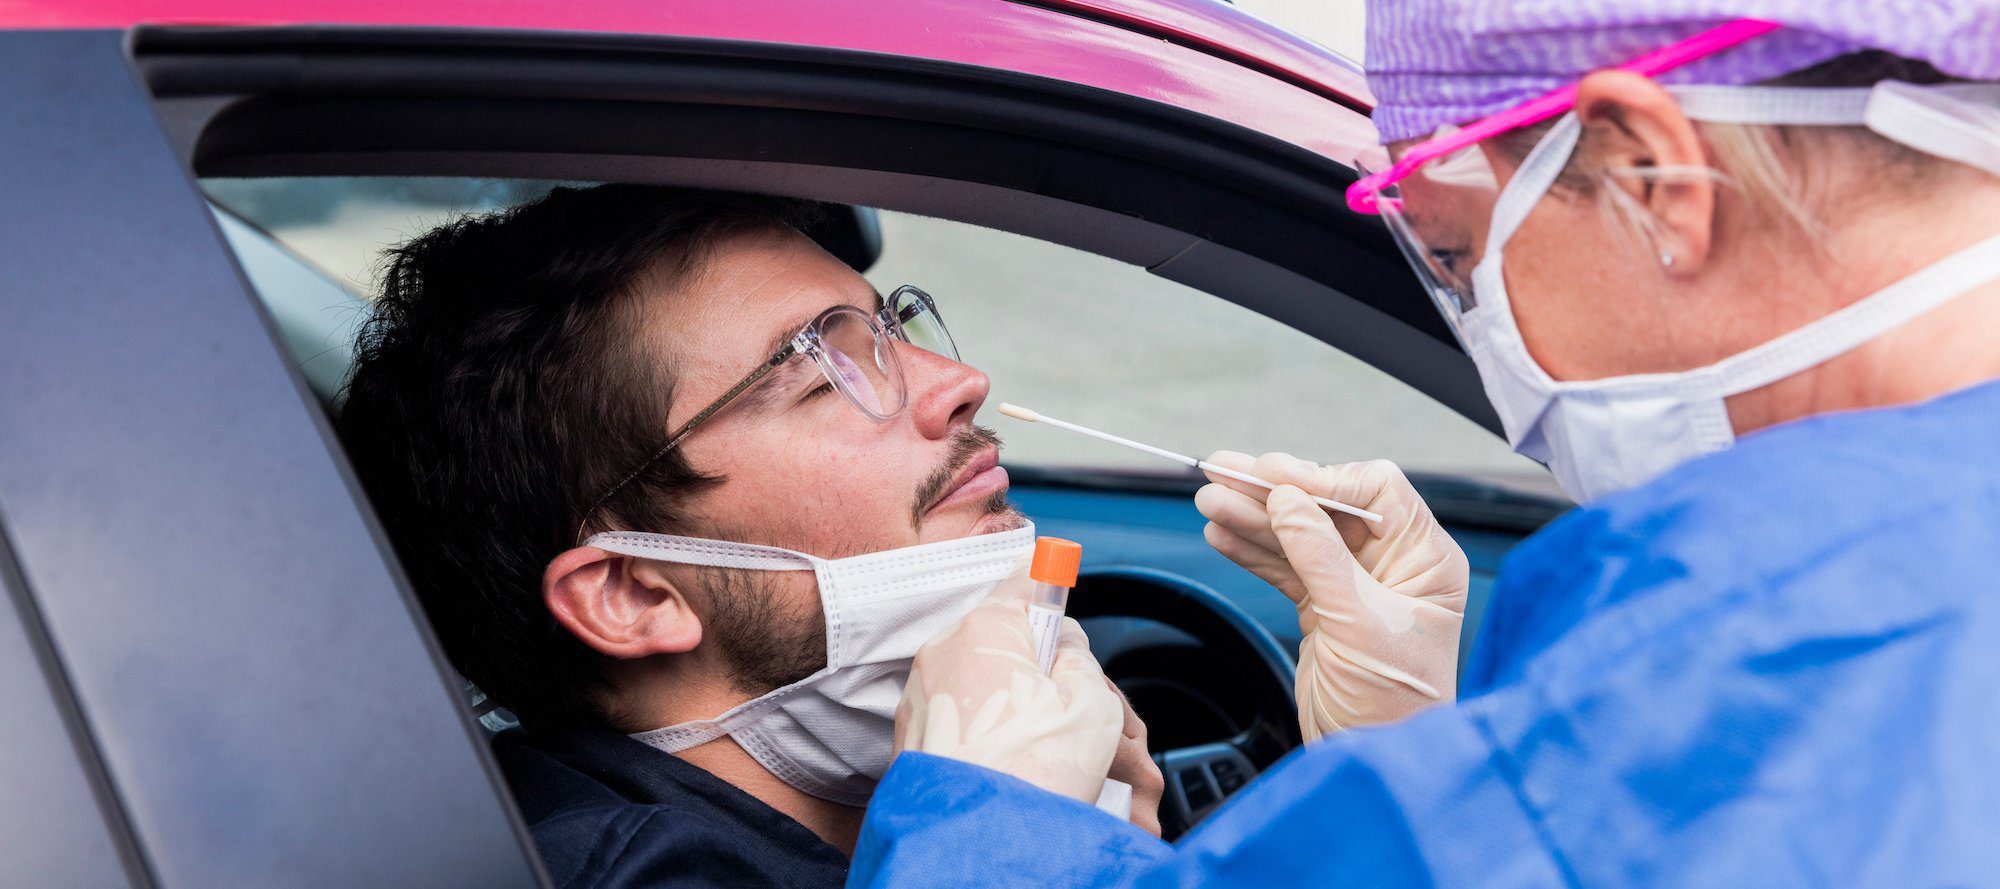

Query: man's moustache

[912,426,1004,520]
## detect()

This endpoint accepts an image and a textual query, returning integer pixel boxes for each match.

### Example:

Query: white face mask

[1462,81,2000,502]
[584,523,1035,807]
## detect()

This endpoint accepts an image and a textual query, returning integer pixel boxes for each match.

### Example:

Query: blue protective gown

[850,378,2000,887]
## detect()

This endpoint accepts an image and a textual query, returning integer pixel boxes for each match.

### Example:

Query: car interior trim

[134,26,1501,430]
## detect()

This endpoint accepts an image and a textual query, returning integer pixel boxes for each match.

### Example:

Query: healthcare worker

[849,0,2000,884]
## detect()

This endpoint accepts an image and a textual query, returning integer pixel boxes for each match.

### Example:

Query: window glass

[203,177,582,404]
[205,178,1548,492]
[861,211,1550,491]
[204,177,572,295]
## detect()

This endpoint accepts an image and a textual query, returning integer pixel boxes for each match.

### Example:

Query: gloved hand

[1106,680,1165,836]
[894,577,1126,803]
[1195,452,1468,740]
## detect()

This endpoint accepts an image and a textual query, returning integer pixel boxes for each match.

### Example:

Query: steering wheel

[1068,568,1302,839]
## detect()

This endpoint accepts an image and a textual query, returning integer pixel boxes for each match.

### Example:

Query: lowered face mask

[584,523,1035,807]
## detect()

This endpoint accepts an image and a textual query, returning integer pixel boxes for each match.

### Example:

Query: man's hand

[1106,680,1163,836]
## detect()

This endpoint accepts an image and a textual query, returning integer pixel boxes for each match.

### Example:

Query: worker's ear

[544,547,702,659]
[1574,69,1717,275]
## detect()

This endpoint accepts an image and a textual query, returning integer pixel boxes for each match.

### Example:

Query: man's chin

[972,496,1029,534]
[917,494,1026,542]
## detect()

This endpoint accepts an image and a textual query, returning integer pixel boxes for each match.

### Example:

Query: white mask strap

[1486,114,1583,252]
[1871,81,2000,178]
[583,531,816,572]
[1707,230,2000,397]
[1669,84,1873,124]
[1672,81,2000,178]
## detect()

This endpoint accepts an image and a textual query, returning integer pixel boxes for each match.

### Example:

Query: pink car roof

[7,0,1377,163]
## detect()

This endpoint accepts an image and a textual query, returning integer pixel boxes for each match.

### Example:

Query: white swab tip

[997,403,1040,423]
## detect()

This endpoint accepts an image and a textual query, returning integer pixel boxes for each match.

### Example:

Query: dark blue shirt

[494,726,849,888]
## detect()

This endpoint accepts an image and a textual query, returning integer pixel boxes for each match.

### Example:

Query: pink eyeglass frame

[1346,18,1782,215]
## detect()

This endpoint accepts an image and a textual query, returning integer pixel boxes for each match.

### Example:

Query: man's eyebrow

[759,290,884,359]
[762,310,817,360]
[734,291,884,410]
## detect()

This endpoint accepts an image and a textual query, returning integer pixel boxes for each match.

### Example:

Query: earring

[1659,249,1677,269]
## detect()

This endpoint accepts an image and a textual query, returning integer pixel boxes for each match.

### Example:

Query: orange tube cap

[1029,536,1082,587]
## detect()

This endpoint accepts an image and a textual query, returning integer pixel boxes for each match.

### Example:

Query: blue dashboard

[1008,476,1543,673]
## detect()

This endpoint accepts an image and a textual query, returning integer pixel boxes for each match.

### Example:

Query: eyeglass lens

[811,307,906,420]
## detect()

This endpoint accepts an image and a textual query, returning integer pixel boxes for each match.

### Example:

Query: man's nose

[899,342,989,440]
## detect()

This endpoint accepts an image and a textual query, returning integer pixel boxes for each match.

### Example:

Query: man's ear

[544,547,702,660]
[1575,69,1717,274]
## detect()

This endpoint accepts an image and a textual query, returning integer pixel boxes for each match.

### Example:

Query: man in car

[335,185,1161,887]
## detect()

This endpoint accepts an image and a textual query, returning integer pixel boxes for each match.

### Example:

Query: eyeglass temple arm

[1345,18,1782,215]
[884,285,930,325]
[575,344,797,541]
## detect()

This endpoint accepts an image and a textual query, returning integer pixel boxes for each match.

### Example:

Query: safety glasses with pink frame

[1345,18,1782,345]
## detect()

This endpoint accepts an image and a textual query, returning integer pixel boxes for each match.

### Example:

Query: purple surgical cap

[1364,0,2000,143]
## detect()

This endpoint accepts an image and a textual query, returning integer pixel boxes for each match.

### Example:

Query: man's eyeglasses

[580,285,958,529]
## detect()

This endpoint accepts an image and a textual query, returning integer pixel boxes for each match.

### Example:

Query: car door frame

[0,29,546,888]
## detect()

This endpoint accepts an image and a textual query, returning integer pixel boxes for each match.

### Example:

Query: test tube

[1023,537,1135,820]
[1026,537,1082,675]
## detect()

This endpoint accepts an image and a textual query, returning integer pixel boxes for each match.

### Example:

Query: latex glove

[1105,680,1164,836]
[1195,452,1468,740]
[894,578,1125,803]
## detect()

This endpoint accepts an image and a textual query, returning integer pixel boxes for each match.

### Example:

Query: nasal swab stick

[997,403,1384,524]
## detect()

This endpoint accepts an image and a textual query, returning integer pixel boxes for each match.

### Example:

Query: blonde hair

[1498,52,1975,257]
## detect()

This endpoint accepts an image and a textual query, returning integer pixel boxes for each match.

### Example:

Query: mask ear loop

[1463,114,1583,394]
[1865,82,2000,179]
[1485,114,1584,254]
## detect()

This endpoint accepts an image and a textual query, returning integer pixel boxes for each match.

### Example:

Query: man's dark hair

[337,185,819,727]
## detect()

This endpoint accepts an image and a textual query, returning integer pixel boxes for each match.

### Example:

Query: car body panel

[0,31,541,887]
[8,0,1381,163]
[0,531,143,887]
[1024,0,1372,106]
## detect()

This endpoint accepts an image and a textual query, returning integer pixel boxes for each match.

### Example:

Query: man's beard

[710,424,1024,695]
[702,566,829,696]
